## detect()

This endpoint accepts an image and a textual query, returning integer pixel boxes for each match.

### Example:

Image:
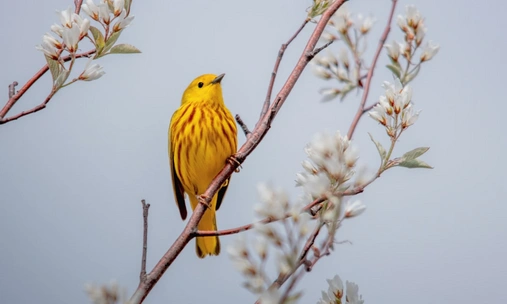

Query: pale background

[1,0,506,303]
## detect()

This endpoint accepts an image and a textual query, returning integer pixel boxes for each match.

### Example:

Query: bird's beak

[211,73,225,84]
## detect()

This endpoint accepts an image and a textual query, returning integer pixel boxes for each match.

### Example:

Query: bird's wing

[215,178,230,211]
[170,138,187,220]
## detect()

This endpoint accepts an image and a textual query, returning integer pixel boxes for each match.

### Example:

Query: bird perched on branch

[168,73,238,258]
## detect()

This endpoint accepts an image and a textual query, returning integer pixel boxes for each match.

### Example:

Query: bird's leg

[197,194,212,210]
[226,154,242,173]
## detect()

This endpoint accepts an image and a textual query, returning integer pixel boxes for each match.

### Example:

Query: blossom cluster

[35,0,137,87]
[369,78,419,138]
[384,5,439,84]
[228,184,313,303]
[312,5,375,102]
[317,275,364,304]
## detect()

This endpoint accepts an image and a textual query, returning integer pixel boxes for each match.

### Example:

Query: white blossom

[72,14,90,38]
[113,10,135,32]
[98,3,111,24]
[57,7,73,28]
[345,281,364,304]
[405,5,422,28]
[344,200,366,218]
[79,59,105,81]
[357,14,376,34]
[254,183,288,220]
[312,65,332,80]
[36,40,60,60]
[82,0,100,20]
[62,24,80,53]
[51,24,64,37]
[420,40,440,62]
[113,0,125,16]
[401,104,420,129]
[384,41,401,61]
[317,274,344,304]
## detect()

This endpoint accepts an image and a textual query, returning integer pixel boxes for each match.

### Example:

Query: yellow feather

[168,74,237,258]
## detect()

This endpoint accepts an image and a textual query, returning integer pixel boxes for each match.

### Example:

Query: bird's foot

[198,194,212,209]
[227,154,242,173]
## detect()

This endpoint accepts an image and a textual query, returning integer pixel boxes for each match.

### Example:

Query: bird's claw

[227,154,242,173]
[198,194,212,209]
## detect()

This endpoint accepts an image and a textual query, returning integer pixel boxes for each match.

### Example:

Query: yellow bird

[168,73,238,258]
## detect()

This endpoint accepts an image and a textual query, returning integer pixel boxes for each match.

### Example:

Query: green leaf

[397,158,433,169]
[403,64,420,85]
[402,147,430,160]
[368,132,387,161]
[103,31,122,54]
[45,55,61,83]
[107,44,142,54]
[54,69,70,89]
[339,84,354,102]
[89,26,105,56]
[125,0,132,13]
[386,64,401,78]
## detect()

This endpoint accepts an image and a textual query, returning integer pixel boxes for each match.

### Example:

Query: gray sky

[1,0,506,303]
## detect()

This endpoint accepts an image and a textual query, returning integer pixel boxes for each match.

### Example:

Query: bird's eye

[198,82,204,88]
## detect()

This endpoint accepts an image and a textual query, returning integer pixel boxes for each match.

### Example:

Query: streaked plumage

[168,73,237,258]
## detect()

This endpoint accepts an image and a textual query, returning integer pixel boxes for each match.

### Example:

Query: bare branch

[235,114,251,137]
[74,0,83,14]
[347,0,398,139]
[8,82,18,99]
[140,200,150,282]
[0,50,96,124]
[259,20,309,121]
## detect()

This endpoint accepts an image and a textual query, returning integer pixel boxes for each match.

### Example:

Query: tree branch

[129,2,346,303]
[347,0,398,139]
[139,200,150,281]
[235,114,251,137]
[259,20,308,121]
[0,49,96,124]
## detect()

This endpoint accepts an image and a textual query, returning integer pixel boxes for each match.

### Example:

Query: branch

[129,2,346,303]
[347,0,398,139]
[259,20,308,121]
[235,114,251,137]
[195,198,324,237]
[139,200,150,281]
[0,50,96,124]
[74,0,83,14]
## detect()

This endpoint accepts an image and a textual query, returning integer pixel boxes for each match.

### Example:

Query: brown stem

[347,0,398,139]
[0,50,96,124]
[259,20,308,121]
[140,200,150,281]
[74,0,83,14]
[129,2,344,303]
[8,82,18,99]
[235,114,251,137]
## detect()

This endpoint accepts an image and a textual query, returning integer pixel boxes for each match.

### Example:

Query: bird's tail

[195,195,220,258]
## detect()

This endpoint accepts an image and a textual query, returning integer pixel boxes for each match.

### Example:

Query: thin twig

[347,0,398,139]
[235,114,251,137]
[74,0,84,14]
[8,82,18,99]
[259,20,309,121]
[195,197,325,238]
[129,2,346,303]
[140,199,150,282]
[0,49,96,123]
[306,40,334,61]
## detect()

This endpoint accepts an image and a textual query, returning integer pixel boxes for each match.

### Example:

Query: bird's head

[181,73,225,105]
